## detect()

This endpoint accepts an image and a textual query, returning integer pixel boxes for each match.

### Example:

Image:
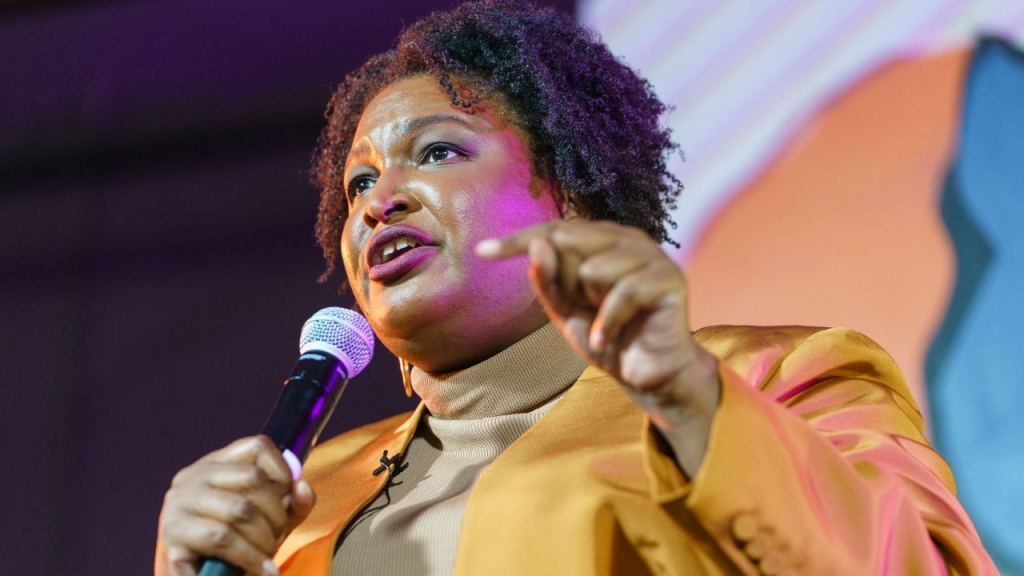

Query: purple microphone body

[198,307,374,576]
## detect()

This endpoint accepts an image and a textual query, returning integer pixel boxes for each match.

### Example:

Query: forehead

[348,75,517,157]
[357,75,455,130]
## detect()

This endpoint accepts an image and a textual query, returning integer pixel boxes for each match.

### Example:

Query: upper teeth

[381,237,421,263]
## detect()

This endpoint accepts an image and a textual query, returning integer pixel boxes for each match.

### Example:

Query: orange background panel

[686,49,971,420]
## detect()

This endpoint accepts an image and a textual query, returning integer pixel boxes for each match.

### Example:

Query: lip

[365,224,438,283]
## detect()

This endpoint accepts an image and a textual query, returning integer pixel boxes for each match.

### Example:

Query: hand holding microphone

[156,308,374,576]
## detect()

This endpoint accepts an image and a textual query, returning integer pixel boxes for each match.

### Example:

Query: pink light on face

[339,76,563,373]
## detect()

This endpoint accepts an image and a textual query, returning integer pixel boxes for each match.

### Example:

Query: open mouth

[379,236,423,264]
[366,225,437,282]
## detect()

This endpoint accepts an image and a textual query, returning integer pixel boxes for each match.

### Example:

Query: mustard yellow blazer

[274,326,995,575]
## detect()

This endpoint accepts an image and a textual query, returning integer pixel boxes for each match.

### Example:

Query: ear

[553,184,586,220]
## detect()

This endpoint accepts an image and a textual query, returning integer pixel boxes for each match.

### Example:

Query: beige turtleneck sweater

[331,323,589,575]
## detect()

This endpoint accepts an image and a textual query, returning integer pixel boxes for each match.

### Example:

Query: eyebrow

[405,112,473,134]
[347,113,475,163]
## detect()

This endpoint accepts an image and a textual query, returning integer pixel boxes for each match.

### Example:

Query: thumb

[280,479,317,541]
[290,479,317,523]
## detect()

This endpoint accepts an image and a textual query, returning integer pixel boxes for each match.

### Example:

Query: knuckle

[252,435,277,451]
[161,491,182,519]
[231,498,257,522]
[163,543,195,563]
[236,435,270,457]
[578,259,598,279]
[159,517,183,541]
[207,524,235,550]
[550,227,570,244]
[240,466,267,487]
[228,435,264,456]
[615,278,641,300]
[170,467,194,488]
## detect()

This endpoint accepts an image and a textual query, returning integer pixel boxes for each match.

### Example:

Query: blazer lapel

[276,403,425,574]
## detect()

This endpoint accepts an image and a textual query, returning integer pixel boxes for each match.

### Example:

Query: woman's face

[341,75,563,372]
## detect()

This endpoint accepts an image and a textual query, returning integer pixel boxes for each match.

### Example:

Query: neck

[409,322,589,419]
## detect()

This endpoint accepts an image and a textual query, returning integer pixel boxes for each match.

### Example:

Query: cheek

[448,180,560,241]
[340,224,354,269]
[485,193,561,238]
[339,221,364,287]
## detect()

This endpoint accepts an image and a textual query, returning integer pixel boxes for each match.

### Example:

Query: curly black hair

[314,0,681,282]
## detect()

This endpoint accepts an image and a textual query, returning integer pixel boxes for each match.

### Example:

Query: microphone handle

[196,353,349,576]
[197,559,242,576]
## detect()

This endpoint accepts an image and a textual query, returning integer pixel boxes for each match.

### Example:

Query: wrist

[623,344,721,476]
[633,344,720,419]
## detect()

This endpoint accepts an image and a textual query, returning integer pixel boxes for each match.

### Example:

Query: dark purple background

[0,1,574,573]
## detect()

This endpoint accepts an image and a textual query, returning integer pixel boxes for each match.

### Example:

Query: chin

[362,284,457,342]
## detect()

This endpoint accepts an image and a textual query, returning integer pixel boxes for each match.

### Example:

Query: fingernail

[297,480,316,503]
[589,329,604,351]
[475,238,501,257]
[263,559,280,576]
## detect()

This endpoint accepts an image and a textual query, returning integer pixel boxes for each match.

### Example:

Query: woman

[156,2,995,574]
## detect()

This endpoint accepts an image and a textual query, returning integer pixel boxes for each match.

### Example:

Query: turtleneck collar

[409,322,589,420]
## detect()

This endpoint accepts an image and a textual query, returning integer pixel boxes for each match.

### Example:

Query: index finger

[475,221,560,259]
[200,436,293,486]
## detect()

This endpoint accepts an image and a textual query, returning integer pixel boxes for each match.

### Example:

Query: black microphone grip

[196,351,350,576]
[196,559,243,576]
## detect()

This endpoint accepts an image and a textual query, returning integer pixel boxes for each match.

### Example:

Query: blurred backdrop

[1,1,1021,574]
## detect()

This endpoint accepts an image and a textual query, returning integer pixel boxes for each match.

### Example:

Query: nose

[363,168,419,227]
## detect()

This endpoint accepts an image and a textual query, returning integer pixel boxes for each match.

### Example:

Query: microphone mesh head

[299,307,375,377]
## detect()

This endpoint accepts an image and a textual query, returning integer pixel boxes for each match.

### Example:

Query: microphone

[198,307,375,576]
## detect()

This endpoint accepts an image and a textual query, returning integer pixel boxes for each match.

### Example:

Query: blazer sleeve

[649,326,996,575]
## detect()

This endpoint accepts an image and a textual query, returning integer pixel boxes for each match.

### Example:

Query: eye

[420,143,465,165]
[346,175,376,201]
